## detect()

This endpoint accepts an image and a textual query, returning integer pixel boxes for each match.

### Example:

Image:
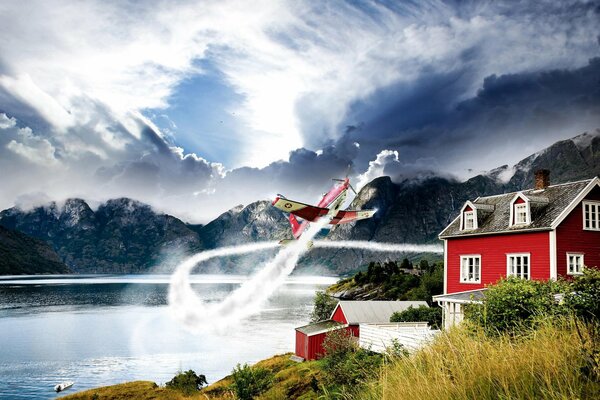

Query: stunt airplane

[272,178,376,246]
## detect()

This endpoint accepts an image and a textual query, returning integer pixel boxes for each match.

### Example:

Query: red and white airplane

[271,178,376,245]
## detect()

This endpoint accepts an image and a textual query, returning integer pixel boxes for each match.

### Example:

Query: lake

[0,274,337,399]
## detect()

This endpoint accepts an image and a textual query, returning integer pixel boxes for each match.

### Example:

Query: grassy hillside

[360,320,600,400]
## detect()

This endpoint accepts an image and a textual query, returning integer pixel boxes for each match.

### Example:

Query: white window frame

[459,201,478,231]
[464,211,475,230]
[506,253,531,280]
[583,201,600,231]
[514,203,528,225]
[567,253,584,275]
[460,255,481,284]
[509,193,531,227]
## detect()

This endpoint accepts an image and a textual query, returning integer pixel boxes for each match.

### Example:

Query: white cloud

[6,127,58,166]
[0,1,597,169]
[356,150,400,190]
[0,113,16,129]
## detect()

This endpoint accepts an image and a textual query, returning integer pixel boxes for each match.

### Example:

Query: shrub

[320,328,382,389]
[310,291,338,322]
[390,305,442,329]
[165,369,207,396]
[465,277,565,334]
[563,268,600,322]
[231,363,272,400]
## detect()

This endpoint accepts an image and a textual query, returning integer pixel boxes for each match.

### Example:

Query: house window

[567,253,584,275]
[460,255,481,283]
[583,201,600,230]
[514,203,528,225]
[464,211,475,230]
[507,254,530,279]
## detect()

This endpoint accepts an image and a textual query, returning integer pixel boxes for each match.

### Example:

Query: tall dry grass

[361,318,599,400]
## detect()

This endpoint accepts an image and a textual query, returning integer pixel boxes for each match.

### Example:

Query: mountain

[0,130,598,275]
[0,198,202,273]
[301,130,600,273]
[190,200,289,248]
[0,198,289,274]
[0,226,71,274]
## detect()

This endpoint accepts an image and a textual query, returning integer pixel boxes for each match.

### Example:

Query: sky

[0,0,599,223]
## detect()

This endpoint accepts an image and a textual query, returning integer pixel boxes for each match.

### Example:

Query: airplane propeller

[332,178,358,195]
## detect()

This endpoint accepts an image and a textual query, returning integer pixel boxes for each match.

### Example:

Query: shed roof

[333,301,429,324]
[440,178,597,238]
[295,320,344,336]
[432,289,487,304]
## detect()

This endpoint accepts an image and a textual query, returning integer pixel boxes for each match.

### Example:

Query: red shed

[295,320,347,361]
[435,172,600,328]
[330,300,429,337]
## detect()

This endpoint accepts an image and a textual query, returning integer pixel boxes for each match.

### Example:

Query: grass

[63,354,324,400]
[62,381,191,399]
[201,353,324,400]
[360,318,600,400]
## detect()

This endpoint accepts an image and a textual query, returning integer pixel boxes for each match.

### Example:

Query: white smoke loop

[168,226,444,332]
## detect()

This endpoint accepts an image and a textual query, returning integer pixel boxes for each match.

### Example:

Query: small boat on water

[54,381,74,393]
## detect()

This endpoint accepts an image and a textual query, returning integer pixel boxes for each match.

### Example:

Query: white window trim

[582,200,600,231]
[506,253,531,280]
[460,254,481,284]
[566,253,585,276]
[459,201,478,231]
[509,193,531,227]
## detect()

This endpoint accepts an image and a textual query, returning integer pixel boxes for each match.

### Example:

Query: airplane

[271,178,376,246]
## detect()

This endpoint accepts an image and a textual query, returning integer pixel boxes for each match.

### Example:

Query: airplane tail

[289,214,302,238]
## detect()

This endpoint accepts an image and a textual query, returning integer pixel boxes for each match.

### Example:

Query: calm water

[0,274,336,399]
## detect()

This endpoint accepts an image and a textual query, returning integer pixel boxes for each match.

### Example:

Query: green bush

[231,363,272,400]
[320,328,382,389]
[563,268,600,322]
[390,305,442,329]
[165,369,207,396]
[310,291,338,322]
[465,277,565,334]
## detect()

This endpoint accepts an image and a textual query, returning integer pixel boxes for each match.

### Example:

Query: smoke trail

[169,221,444,332]
[313,240,443,253]
[168,219,329,332]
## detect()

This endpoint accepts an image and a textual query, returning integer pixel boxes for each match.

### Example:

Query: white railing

[359,323,440,354]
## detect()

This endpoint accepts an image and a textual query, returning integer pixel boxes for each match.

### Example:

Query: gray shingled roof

[335,301,429,324]
[296,320,344,335]
[439,179,594,238]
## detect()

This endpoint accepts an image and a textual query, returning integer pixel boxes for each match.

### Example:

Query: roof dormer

[460,201,478,230]
[510,193,530,226]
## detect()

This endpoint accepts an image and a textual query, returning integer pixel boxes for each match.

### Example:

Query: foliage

[390,305,443,329]
[348,260,444,302]
[165,370,207,396]
[320,328,383,391]
[310,291,338,322]
[230,363,272,400]
[360,318,600,400]
[563,268,600,322]
[465,276,565,334]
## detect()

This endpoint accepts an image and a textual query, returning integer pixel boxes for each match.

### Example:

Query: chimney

[534,169,550,190]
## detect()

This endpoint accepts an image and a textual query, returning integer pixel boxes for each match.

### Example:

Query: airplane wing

[330,209,377,225]
[272,197,330,222]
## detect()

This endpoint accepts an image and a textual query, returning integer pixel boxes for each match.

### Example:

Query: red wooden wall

[331,305,360,336]
[446,231,550,294]
[556,186,600,276]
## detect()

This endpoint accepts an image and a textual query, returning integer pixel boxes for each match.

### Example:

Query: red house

[434,171,600,328]
[295,300,427,360]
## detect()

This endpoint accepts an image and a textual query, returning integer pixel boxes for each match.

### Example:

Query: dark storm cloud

[339,57,600,178]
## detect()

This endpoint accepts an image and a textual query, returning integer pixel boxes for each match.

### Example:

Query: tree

[563,268,600,322]
[166,370,208,395]
[419,259,430,271]
[390,305,442,329]
[400,258,413,270]
[231,363,272,400]
[310,291,338,322]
